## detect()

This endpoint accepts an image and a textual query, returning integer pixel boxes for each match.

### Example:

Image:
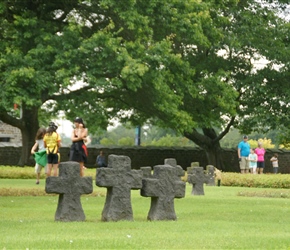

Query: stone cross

[45,161,93,222]
[164,158,185,177]
[96,154,142,222]
[187,164,208,195]
[141,159,186,221]
[206,165,215,186]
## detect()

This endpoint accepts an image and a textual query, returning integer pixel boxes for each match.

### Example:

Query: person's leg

[240,157,246,174]
[52,154,59,176]
[37,173,41,183]
[79,162,84,177]
[44,164,48,176]
[35,163,41,184]
[260,162,264,174]
[47,164,52,176]
[245,158,250,174]
[253,167,257,174]
[52,164,58,176]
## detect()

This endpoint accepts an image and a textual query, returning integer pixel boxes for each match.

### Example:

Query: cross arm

[141,178,160,197]
[79,177,93,194]
[45,177,65,194]
[126,170,143,190]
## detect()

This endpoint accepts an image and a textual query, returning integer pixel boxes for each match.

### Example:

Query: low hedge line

[1,166,290,189]
[0,166,96,179]
[221,172,290,189]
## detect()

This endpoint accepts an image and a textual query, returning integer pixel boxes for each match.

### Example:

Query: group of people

[31,117,89,184]
[238,135,279,174]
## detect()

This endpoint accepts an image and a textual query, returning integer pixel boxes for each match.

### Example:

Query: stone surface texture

[141,158,186,221]
[45,161,93,221]
[96,154,142,222]
[206,165,215,186]
[187,163,210,195]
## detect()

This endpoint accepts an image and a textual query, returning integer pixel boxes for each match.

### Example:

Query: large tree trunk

[183,117,236,170]
[203,142,223,169]
[0,104,40,166]
[18,106,39,166]
[184,128,225,170]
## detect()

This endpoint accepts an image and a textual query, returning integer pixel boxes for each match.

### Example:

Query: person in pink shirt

[255,142,266,174]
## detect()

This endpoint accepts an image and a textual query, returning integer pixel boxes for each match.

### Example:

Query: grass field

[1,178,290,249]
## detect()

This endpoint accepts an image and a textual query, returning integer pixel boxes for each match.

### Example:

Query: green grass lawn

[1,179,290,249]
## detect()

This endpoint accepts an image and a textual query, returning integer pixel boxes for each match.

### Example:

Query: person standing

[31,127,47,184]
[248,148,258,174]
[214,167,222,186]
[69,117,88,176]
[237,135,250,174]
[96,150,107,168]
[270,153,279,174]
[43,122,61,177]
[255,142,266,174]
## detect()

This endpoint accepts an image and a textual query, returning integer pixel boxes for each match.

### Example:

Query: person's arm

[57,134,61,149]
[31,142,38,154]
[71,126,87,142]
[71,129,83,142]
[82,128,88,142]
[43,136,47,148]
[237,148,241,159]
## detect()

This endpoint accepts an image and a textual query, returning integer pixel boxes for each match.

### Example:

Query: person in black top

[69,117,88,176]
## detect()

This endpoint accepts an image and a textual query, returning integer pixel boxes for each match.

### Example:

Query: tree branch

[48,85,93,102]
[215,115,236,143]
[0,109,23,129]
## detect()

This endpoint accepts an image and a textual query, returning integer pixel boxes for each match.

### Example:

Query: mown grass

[1,181,290,249]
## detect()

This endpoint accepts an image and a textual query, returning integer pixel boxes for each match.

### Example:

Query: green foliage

[99,137,115,146]
[1,0,290,167]
[93,124,195,147]
[248,138,275,149]
[220,128,281,148]
[0,166,45,179]
[0,166,96,180]
[118,137,134,146]
[222,172,290,189]
[149,134,194,147]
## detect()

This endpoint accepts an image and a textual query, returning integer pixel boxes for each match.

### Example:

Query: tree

[81,0,290,169]
[1,0,289,168]
[95,124,194,147]
[0,1,112,164]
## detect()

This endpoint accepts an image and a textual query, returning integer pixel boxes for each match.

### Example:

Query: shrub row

[221,173,290,189]
[1,166,290,189]
[0,166,96,179]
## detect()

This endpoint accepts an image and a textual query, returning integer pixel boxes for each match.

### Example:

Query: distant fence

[0,146,290,173]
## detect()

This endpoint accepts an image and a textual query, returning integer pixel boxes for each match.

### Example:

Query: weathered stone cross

[141,158,186,221]
[45,161,93,221]
[206,165,215,186]
[96,154,142,222]
[187,162,209,195]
